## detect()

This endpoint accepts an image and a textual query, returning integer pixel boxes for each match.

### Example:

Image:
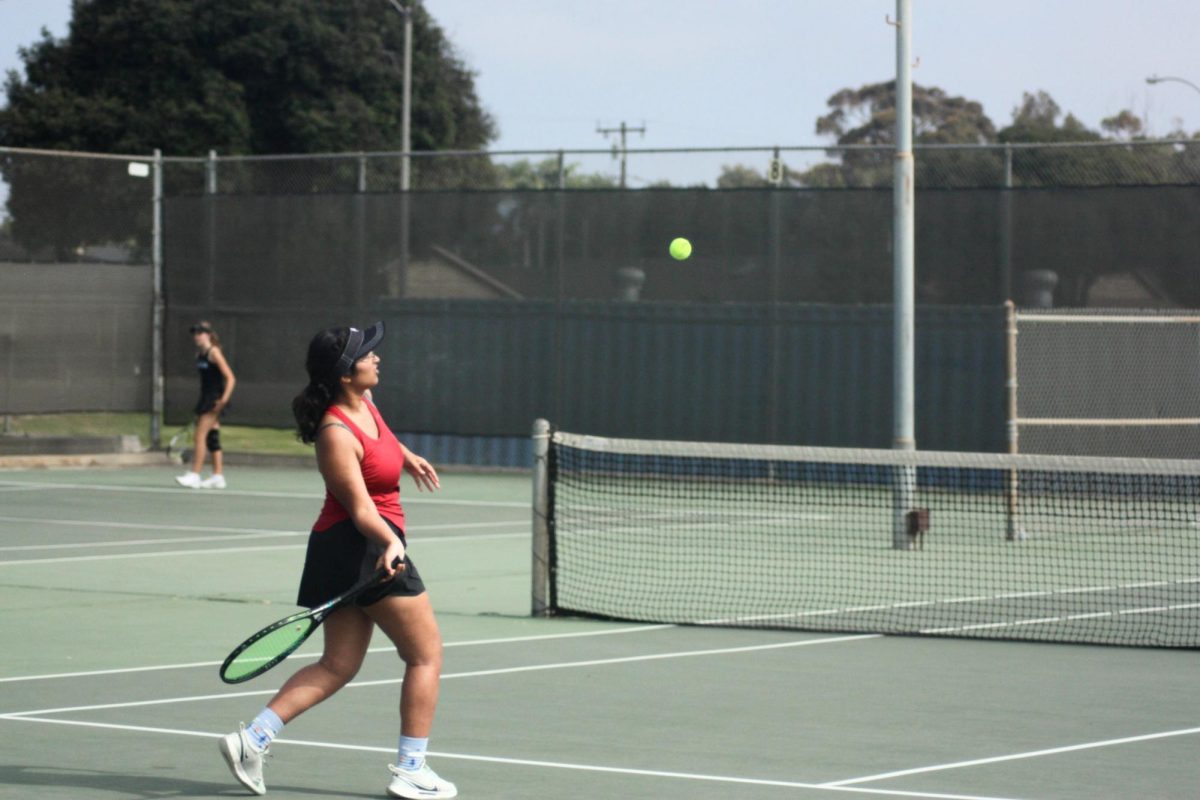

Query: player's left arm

[208,346,236,409]
[401,443,440,492]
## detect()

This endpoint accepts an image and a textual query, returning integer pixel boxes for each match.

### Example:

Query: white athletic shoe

[387,761,457,799]
[199,474,227,489]
[219,725,267,796]
[175,471,202,488]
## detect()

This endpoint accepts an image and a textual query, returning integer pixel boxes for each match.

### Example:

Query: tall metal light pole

[386,0,413,296]
[387,0,413,190]
[1146,74,1200,99]
[891,0,917,549]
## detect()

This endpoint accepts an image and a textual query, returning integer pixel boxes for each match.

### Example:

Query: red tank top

[312,399,407,533]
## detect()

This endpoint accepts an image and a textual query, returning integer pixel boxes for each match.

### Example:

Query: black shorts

[296,517,426,609]
[195,393,230,416]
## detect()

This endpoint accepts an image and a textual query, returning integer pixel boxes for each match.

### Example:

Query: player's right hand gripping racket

[219,557,401,684]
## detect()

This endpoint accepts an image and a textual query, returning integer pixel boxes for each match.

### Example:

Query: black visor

[334,321,385,375]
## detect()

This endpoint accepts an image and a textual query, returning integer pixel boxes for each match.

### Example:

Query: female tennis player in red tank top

[219,322,457,799]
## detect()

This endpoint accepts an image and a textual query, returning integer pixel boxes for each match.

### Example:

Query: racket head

[217,557,400,684]
[219,613,319,684]
[166,424,194,464]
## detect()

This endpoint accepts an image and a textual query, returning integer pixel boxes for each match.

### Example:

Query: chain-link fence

[2,141,1198,456]
[1011,308,1200,459]
[160,140,1200,194]
[0,148,156,422]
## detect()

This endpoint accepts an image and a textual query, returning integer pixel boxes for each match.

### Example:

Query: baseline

[0,716,1022,800]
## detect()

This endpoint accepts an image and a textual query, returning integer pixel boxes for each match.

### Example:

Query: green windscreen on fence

[164,186,1200,309]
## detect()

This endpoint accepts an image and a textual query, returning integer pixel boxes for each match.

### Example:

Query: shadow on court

[0,764,265,799]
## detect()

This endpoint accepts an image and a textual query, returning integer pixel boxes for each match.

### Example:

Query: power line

[596,121,646,188]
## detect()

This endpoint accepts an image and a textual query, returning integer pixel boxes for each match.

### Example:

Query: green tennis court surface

[1,464,1197,799]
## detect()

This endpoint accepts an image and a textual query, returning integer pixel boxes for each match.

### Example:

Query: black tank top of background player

[197,348,225,397]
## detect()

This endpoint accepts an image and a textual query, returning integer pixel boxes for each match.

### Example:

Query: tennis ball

[669,237,692,261]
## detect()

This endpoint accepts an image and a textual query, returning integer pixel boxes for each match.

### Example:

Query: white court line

[0,516,525,552]
[820,726,1200,787]
[2,634,878,717]
[0,478,525,507]
[696,576,1200,628]
[920,602,1200,635]
[0,717,1023,800]
[0,624,676,683]
[0,530,527,566]
[0,516,309,549]
[0,543,309,566]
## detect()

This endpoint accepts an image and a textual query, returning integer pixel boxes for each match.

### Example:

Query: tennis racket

[166,422,194,464]
[219,557,402,684]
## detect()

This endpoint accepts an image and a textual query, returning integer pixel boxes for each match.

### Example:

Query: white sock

[246,707,283,752]
[397,735,428,770]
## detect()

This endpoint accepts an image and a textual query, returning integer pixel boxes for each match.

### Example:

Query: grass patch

[2,412,310,456]
[3,412,152,439]
[217,425,311,456]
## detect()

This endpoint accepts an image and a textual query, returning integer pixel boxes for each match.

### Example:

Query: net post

[531,418,553,616]
[1005,300,1022,540]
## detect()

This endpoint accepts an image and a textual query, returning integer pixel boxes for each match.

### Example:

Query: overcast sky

[2,0,1198,185]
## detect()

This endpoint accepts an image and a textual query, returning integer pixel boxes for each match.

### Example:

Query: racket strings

[222,617,317,683]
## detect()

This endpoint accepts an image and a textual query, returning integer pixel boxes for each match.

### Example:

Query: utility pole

[596,121,646,188]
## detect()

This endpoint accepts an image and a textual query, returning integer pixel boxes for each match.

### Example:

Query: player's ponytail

[292,328,350,444]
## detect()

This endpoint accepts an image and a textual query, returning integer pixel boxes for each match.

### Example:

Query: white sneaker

[175,471,202,488]
[387,761,457,799]
[199,474,226,489]
[218,725,267,796]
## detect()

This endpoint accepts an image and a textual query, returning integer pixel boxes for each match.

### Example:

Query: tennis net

[532,423,1200,648]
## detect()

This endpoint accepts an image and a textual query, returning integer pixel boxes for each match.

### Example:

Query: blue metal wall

[377,301,1006,466]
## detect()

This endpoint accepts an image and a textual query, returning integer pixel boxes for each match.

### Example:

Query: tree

[815,81,996,146]
[802,81,998,187]
[1100,110,1144,141]
[2,0,494,155]
[717,164,771,188]
[494,157,618,190]
[999,91,1099,144]
[0,0,496,256]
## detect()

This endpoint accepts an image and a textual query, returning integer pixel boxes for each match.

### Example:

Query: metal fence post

[356,153,367,305]
[151,149,165,449]
[1000,144,1013,302]
[205,150,217,307]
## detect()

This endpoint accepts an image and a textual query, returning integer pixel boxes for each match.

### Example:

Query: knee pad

[206,428,222,453]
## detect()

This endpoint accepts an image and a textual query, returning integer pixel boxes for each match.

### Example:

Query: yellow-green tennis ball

[669,237,692,260]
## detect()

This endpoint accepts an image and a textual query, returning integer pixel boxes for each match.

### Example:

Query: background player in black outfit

[176,321,236,489]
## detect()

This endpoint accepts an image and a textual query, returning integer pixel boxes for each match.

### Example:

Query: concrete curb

[0,436,527,473]
[0,452,173,470]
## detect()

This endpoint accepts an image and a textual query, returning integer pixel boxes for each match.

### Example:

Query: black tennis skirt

[296,517,426,609]
[194,392,230,416]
